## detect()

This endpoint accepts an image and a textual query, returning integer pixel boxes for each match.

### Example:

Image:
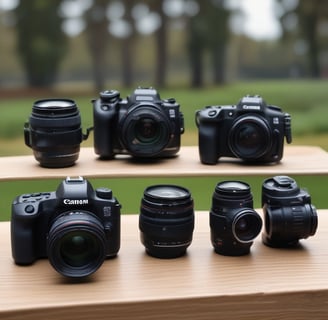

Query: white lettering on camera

[63,199,89,205]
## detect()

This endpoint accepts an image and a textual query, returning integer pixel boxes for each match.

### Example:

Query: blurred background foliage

[0,0,328,219]
[0,0,327,89]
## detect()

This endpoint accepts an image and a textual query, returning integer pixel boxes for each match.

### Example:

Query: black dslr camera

[195,95,292,164]
[11,177,121,278]
[92,87,184,159]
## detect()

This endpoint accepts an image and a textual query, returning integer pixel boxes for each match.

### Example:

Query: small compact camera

[195,95,292,164]
[11,177,121,278]
[210,181,262,256]
[262,175,318,247]
[24,99,91,168]
[92,87,184,159]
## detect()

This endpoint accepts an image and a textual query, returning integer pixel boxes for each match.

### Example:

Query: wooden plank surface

[1,210,328,320]
[0,146,327,181]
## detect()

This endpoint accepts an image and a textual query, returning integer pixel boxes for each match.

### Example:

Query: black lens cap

[262,176,300,198]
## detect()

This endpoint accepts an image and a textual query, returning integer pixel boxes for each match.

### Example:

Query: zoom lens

[139,185,194,258]
[210,181,262,256]
[47,212,106,278]
[262,176,318,247]
[229,116,271,160]
[121,106,171,157]
[24,99,83,168]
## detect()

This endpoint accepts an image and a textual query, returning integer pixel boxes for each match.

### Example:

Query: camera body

[195,95,292,164]
[262,175,317,247]
[11,177,121,277]
[93,87,184,159]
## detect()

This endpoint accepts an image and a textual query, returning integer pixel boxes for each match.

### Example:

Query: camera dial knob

[100,90,120,102]
[24,204,35,214]
[96,188,113,200]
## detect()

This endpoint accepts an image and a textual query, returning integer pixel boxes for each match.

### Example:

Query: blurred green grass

[0,79,328,220]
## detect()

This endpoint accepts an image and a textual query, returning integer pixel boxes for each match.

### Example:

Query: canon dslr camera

[92,87,184,159]
[11,177,121,278]
[195,95,292,164]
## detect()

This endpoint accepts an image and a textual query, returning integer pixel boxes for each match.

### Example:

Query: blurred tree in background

[187,0,231,87]
[279,0,328,78]
[0,0,327,89]
[15,0,67,87]
[84,0,109,92]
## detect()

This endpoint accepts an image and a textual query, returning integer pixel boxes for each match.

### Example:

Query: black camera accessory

[262,175,318,247]
[195,95,292,165]
[210,181,262,256]
[11,177,121,278]
[139,185,194,259]
[92,87,184,159]
[24,99,92,168]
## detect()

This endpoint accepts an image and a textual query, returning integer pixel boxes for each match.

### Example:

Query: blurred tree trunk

[297,0,322,78]
[187,2,207,88]
[85,0,109,92]
[279,0,328,78]
[15,0,67,87]
[150,2,168,88]
[207,1,230,85]
[187,1,231,87]
[121,2,135,87]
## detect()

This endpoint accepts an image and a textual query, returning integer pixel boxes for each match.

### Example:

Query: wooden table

[1,210,327,320]
[1,145,328,319]
[0,146,327,180]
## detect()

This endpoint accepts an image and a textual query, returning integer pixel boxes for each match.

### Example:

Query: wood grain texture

[1,211,327,320]
[0,146,327,181]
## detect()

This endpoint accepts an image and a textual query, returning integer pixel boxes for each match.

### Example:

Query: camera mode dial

[100,90,120,102]
[96,188,113,200]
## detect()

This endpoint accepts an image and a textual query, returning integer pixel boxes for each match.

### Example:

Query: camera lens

[232,211,263,243]
[210,181,262,256]
[229,116,271,160]
[120,106,171,157]
[262,176,318,247]
[24,99,83,168]
[47,212,107,278]
[139,185,194,259]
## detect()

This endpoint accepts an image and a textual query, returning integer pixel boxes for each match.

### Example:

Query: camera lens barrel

[47,211,107,278]
[262,176,318,247]
[139,185,194,259]
[210,181,262,256]
[24,99,83,168]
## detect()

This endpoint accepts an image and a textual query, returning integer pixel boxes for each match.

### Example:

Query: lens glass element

[121,105,170,157]
[232,210,263,243]
[135,117,161,143]
[229,116,271,160]
[59,230,101,268]
[47,212,106,278]
[146,185,189,200]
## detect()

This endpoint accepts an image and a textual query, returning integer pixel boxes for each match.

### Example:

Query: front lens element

[121,105,171,157]
[59,230,102,268]
[232,210,263,243]
[47,212,106,278]
[229,116,271,160]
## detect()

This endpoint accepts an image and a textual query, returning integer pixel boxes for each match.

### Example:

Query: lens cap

[262,175,300,198]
